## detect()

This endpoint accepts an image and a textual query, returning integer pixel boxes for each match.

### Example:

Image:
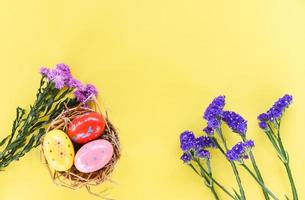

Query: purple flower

[39,63,75,89]
[258,113,269,121]
[179,131,216,163]
[39,67,51,77]
[195,136,216,150]
[181,152,192,163]
[207,118,220,129]
[67,78,82,88]
[226,140,255,162]
[74,84,98,103]
[196,149,210,159]
[259,121,268,130]
[203,126,214,135]
[180,131,196,151]
[203,96,225,133]
[222,111,247,136]
[258,94,293,129]
[203,96,225,121]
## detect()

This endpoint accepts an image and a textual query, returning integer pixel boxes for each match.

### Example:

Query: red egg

[68,112,106,144]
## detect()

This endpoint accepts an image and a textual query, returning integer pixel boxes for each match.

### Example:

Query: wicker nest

[41,103,120,195]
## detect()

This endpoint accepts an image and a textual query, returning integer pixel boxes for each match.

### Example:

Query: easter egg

[68,112,106,144]
[74,139,114,173]
[43,129,74,171]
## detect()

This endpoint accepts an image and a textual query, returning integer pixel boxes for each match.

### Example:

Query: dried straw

[40,101,120,197]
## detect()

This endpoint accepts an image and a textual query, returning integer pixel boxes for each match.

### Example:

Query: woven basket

[41,102,120,195]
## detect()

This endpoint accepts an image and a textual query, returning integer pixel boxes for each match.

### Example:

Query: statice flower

[222,111,247,136]
[195,136,216,150]
[179,132,216,163]
[181,152,192,163]
[203,95,225,134]
[196,149,210,159]
[226,140,255,162]
[258,94,293,130]
[180,131,196,151]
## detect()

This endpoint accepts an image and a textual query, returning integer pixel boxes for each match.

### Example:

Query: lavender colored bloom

[196,149,210,159]
[222,111,247,136]
[39,63,77,89]
[74,84,98,103]
[39,67,51,77]
[180,131,196,151]
[203,126,214,135]
[258,113,269,121]
[181,152,192,163]
[195,136,216,150]
[67,78,82,88]
[226,140,255,162]
[55,63,71,78]
[203,96,225,133]
[258,94,293,129]
[207,118,220,129]
[259,121,268,130]
[203,96,225,121]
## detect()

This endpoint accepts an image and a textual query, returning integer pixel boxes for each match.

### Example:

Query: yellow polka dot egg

[42,129,75,171]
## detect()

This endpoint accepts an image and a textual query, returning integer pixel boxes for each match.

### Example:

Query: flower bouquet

[179,95,298,200]
[0,64,121,197]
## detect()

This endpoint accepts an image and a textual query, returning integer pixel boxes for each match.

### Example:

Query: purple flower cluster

[203,96,225,134]
[258,94,293,130]
[40,63,76,89]
[226,140,255,162]
[222,111,247,136]
[74,84,98,103]
[180,131,216,163]
[40,63,98,104]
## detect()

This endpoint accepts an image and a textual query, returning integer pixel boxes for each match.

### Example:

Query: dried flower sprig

[179,131,236,200]
[258,94,298,200]
[0,63,98,170]
[222,110,271,200]
[202,96,246,200]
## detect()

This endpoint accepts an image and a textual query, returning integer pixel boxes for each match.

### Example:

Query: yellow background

[0,0,305,199]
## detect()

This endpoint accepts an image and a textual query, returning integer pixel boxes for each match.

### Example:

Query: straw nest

[40,102,120,194]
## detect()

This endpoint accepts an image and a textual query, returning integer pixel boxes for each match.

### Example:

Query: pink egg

[74,139,114,173]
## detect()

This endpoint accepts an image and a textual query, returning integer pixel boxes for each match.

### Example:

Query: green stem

[241,164,279,200]
[206,160,220,200]
[210,185,220,200]
[270,121,298,200]
[195,160,236,199]
[216,128,246,200]
[283,161,298,200]
[242,136,270,200]
[188,163,220,200]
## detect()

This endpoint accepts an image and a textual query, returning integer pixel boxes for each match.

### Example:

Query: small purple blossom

[180,131,196,151]
[226,140,255,162]
[258,94,293,130]
[195,136,216,150]
[179,131,216,163]
[203,96,225,121]
[39,67,50,77]
[259,121,268,130]
[203,96,225,133]
[196,149,210,159]
[74,84,98,103]
[203,126,214,135]
[222,111,247,136]
[207,118,220,129]
[258,113,269,121]
[67,78,82,88]
[181,152,192,163]
[39,63,74,89]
